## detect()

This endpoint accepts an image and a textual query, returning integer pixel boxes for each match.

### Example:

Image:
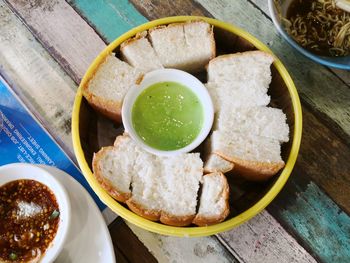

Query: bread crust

[82,55,143,123]
[92,147,131,202]
[120,31,148,49]
[126,199,161,221]
[208,50,275,67]
[85,93,122,122]
[193,173,230,226]
[215,152,285,181]
[203,153,234,174]
[148,20,216,72]
[160,213,195,227]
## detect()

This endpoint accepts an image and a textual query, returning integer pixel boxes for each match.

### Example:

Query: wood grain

[196,0,350,138]
[0,1,75,158]
[4,0,106,84]
[269,179,350,263]
[129,0,211,18]
[109,218,158,263]
[67,0,148,43]
[126,222,238,263]
[218,211,317,263]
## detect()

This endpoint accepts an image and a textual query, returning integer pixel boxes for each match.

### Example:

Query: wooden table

[1,0,349,262]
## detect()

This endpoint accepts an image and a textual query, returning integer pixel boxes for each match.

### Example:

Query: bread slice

[207,51,274,83]
[83,54,143,122]
[210,130,285,180]
[158,154,203,226]
[120,31,163,73]
[193,172,230,226]
[203,153,234,174]
[215,106,289,143]
[93,134,203,226]
[204,51,288,180]
[149,20,215,72]
[206,81,271,112]
[92,135,138,202]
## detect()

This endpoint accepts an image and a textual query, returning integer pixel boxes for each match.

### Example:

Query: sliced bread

[209,130,285,180]
[83,54,143,122]
[149,20,215,72]
[207,51,274,84]
[203,153,234,174]
[204,51,289,180]
[215,106,289,143]
[93,134,203,226]
[120,31,163,73]
[193,172,230,226]
[206,81,271,112]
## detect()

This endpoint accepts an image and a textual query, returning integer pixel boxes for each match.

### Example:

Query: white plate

[39,165,116,263]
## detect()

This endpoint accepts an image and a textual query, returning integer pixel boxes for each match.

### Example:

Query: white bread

[193,172,229,226]
[149,21,215,72]
[204,51,289,180]
[207,51,274,84]
[93,134,204,226]
[83,54,143,122]
[205,51,274,113]
[210,130,283,163]
[120,31,163,73]
[206,81,271,112]
[203,153,234,174]
[215,106,289,143]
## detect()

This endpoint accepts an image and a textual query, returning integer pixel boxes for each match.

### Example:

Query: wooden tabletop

[1,0,349,262]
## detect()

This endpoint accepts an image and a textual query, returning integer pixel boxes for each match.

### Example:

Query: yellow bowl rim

[72,16,302,237]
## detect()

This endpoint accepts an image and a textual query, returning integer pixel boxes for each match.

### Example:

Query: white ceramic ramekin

[122,68,214,156]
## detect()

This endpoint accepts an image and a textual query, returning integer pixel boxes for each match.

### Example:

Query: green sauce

[132,81,204,151]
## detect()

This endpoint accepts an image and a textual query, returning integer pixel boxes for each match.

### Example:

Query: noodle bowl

[276,0,350,57]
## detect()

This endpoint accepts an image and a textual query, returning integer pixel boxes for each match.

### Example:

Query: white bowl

[0,163,71,263]
[122,68,214,156]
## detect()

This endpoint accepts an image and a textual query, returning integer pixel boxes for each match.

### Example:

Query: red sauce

[0,179,60,262]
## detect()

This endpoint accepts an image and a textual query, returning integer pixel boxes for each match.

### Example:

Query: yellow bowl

[72,16,302,237]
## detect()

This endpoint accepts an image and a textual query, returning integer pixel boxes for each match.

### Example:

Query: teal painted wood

[68,0,148,43]
[281,182,350,262]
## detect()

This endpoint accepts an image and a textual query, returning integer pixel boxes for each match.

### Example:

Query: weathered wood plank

[218,211,317,263]
[4,0,106,84]
[269,179,350,263]
[67,0,148,43]
[126,222,238,263]
[109,218,158,263]
[196,0,350,137]
[291,102,350,213]
[0,1,75,158]
[129,0,212,18]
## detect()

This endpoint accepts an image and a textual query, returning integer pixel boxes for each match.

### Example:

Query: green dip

[132,81,204,151]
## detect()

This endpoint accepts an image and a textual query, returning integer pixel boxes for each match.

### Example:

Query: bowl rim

[72,16,303,237]
[122,68,214,156]
[0,163,71,262]
[267,0,350,70]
